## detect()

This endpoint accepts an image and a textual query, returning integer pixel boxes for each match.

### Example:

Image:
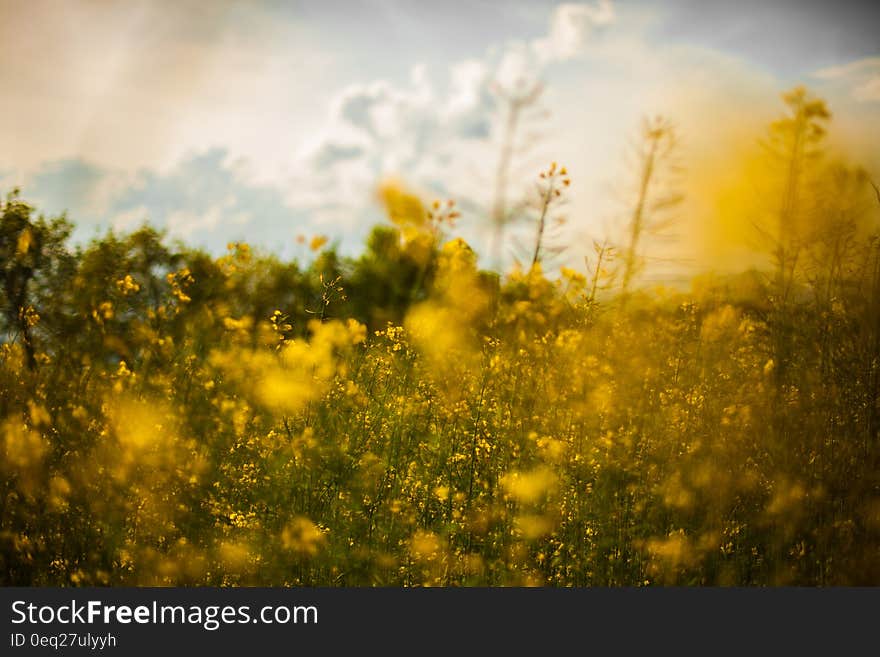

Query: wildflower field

[2,87,880,587]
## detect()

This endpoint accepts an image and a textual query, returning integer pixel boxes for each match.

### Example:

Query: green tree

[0,189,73,370]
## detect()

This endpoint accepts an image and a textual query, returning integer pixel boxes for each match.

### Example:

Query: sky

[1,0,878,274]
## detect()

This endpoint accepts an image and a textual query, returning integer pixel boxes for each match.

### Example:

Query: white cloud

[814,57,880,80]
[854,77,880,103]
[111,205,150,232]
[535,1,616,62]
[287,1,801,271]
[0,0,334,178]
[813,57,880,103]
[6,1,877,273]
[0,0,625,260]
[166,201,247,240]
[444,59,495,137]
[492,1,616,89]
[287,2,619,250]
[289,60,499,226]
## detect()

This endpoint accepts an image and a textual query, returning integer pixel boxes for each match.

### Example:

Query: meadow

[1,86,879,586]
